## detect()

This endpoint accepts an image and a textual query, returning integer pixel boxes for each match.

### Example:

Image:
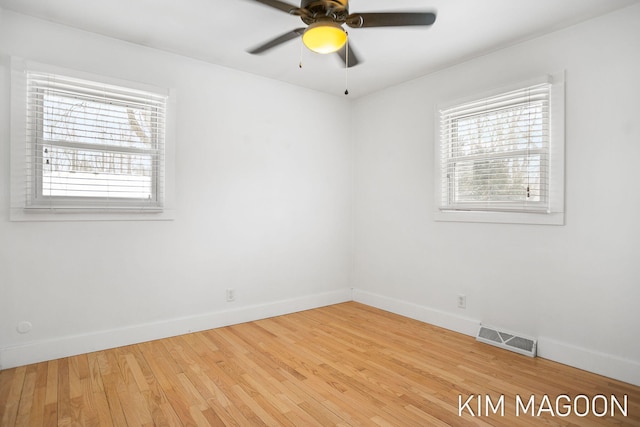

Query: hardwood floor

[1,302,638,426]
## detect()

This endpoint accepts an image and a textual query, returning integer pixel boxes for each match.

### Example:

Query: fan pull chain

[299,39,303,68]
[344,32,349,95]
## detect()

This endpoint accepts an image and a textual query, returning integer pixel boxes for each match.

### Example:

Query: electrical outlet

[226,288,235,302]
[457,294,466,309]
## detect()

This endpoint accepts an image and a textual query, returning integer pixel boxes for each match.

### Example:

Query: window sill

[10,207,176,222]
[434,209,564,225]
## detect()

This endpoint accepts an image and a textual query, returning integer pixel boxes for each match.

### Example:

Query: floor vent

[476,325,537,357]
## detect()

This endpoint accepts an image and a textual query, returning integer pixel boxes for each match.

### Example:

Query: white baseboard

[352,288,640,387]
[351,289,480,337]
[537,337,640,387]
[0,289,351,370]
[3,287,638,387]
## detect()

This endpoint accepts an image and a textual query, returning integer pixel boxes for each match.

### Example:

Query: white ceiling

[1,0,637,97]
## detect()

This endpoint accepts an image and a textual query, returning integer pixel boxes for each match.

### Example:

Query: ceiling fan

[246,0,437,68]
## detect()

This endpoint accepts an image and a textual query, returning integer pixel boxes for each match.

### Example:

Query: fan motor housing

[300,0,349,25]
[301,0,348,8]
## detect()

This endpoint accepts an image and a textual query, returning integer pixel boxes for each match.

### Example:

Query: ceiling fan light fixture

[302,22,347,54]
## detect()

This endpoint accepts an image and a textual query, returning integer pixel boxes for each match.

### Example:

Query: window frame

[10,58,176,221]
[434,73,565,225]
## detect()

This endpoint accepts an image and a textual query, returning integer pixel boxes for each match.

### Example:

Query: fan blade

[346,12,436,28]
[336,43,360,68]
[248,28,305,54]
[251,0,305,15]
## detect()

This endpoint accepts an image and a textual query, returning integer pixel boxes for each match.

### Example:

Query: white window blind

[24,72,167,211]
[439,82,551,213]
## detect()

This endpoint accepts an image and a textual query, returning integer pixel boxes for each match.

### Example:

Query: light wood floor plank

[1,302,639,426]
[14,365,36,426]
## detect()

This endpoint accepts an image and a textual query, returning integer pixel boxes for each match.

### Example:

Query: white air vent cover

[476,324,537,357]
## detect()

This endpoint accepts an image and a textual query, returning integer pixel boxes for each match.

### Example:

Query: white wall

[0,10,353,368]
[352,4,640,385]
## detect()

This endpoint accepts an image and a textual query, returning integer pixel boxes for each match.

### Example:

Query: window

[10,60,173,220]
[435,74,565,225]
